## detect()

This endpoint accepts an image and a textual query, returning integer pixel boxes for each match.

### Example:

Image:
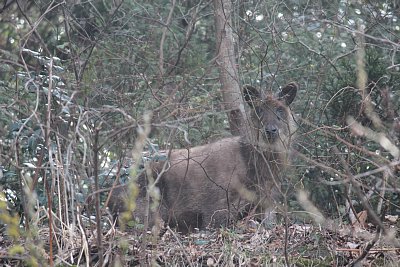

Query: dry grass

[1,215,399,266]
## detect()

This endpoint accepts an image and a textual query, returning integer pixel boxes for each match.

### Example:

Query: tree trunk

[213,0,245,136]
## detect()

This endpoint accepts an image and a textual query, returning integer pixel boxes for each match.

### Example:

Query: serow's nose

[265,125,279,140]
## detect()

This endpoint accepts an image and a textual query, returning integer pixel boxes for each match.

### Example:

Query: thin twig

[350,228,381,266]
[93,125,104,267]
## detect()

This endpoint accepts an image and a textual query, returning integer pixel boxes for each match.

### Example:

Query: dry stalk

[166,226,195,267]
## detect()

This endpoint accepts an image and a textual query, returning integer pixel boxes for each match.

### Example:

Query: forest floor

[0,216,399,266]
[103,217,400,266]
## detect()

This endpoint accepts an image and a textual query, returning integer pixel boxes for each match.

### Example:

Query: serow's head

[243,83,298,149]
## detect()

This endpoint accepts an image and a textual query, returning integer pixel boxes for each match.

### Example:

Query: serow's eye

[276,107,285,120]
[254,107,263,117]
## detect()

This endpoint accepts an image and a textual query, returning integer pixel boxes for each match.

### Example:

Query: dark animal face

[243,83,298,149]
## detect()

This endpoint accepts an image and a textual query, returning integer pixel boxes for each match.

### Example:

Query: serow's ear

[278,82,298,105]
[243,85,261,107]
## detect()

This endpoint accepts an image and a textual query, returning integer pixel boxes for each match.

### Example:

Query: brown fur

[108,83,298,233]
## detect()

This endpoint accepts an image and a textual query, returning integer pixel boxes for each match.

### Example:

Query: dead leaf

[385,215,398,224]
[352,210,367,228]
